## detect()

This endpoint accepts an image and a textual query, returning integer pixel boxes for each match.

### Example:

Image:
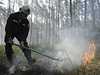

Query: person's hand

[20,41,25,48]
[8,37,14,45]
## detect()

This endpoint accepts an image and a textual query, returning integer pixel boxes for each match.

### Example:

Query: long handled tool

[13,43,67,61]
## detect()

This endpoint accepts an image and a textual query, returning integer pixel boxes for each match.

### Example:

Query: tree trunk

[48,0,51,44]
[97,0,100,21]
[70,0,73,27]
[84,0,87,37]
[30,0,33,45]
[91,0,95,29]
[57,0,60,43]
[8,0,11,16]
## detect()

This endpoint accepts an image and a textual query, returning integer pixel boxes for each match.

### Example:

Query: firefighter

[4,5,36,66]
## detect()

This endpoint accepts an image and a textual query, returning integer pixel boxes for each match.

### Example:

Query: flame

[82,41,96,66]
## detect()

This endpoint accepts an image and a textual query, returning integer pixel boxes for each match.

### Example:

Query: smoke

[51,27,92,70]
[7,27,94,73]
[8,50,30,74]
[38,27,92,70]
[53,27,91,70]
[8,65,16,74]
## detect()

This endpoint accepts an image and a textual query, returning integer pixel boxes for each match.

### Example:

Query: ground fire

[82,41,96,66]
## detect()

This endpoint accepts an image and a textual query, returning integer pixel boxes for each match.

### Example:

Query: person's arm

[5,14,13,38]
[21,24,29,42]
[20,25,29,48]
[5,14,14,44]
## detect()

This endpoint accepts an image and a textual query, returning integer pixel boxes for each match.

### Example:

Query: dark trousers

[4,35,32,64]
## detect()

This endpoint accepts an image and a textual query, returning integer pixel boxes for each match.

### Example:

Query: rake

[13,43,68,61]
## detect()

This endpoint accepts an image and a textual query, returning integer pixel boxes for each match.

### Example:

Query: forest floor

[0,45,100,75]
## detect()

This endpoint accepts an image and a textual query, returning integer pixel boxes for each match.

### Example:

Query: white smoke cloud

[8,50,30,74]
[38,27,92,70]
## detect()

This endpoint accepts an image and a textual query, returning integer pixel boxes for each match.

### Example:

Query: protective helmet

[19,5,30,15]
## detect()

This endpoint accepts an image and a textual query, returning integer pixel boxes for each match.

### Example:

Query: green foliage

[30,44,45,51]
[29,44,55,52]
[0,45,5,52]
[0,44,55,60]
[12,45,22,52]
[29,44,55,59]
[0,45,6,64]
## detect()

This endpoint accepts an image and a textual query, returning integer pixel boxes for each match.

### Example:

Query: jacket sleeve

[20,24,30,42]
[5,14,13,38]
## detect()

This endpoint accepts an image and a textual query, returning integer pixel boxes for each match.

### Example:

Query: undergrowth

[0,45,100,75]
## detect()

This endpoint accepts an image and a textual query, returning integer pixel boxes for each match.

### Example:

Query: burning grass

[0,43,100,75]
[82,41,96,66]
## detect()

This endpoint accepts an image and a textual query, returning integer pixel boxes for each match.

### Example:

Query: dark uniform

[5,12,34,65]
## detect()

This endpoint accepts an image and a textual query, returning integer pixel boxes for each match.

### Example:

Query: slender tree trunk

[36,0,38,45]
[70,0,73,27]
[30,15,32,45]
[55,2,58,44]
[65,0,69,29]
[49,0,51,44]
[40,26,42,44]
[30,1,33,45]
[97,0,100,21]
[91,0,95,29]
[8,0,11,16]
[51,2,55,44]
[36,18,39,44]
[64,1,67,30]
[57,0,60,43]
[46,10,48,44]
[84,0,87,36]
[1,21,3,44]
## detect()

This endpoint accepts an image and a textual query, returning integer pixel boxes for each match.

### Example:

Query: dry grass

[0,45,100,75]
